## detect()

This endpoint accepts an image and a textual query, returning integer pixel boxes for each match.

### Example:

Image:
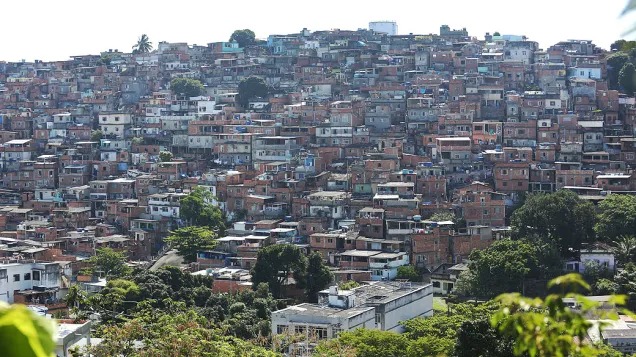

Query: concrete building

[271,281,433,354]
[0,262,63,304]
[369,21,398,36]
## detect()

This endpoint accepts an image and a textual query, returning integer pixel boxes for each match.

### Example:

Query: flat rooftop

[275,303,375,319]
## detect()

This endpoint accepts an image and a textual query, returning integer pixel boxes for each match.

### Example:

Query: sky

[2,0,635,62]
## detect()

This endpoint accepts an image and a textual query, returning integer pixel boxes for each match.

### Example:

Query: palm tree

[64,285,86,309]
[610,235,636,267]
[132,34,153,54]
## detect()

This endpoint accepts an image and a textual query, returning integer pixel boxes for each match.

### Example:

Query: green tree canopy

[179,186,225,233]
[609,235,636,267]
[314,329,409,357]
[237,76,268,108]
[610,39,636,52]
[132,34,153,54]
[229,29,256,48]
[615,262,636,299]
[459,239,559,298]
[170,78,205,98]
[91,130,103,141]
[491,273,627,357]
[606,52,629,90]
[455,319,515,357]
[88,247,132,278]
[304,252,333,302]
[595,194,636,242]
[428,211,455,222]
[165,226,217,263]
[317,302,505,357]
[510,190,595,256]
[396,265,422,282]
[158,150,173,162]
[619,62,636,95]
[90,308,278,357]
[251,244,308,298]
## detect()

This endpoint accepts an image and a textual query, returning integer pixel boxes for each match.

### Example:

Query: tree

[237,76,268,108]
[428,211,455,222]
[461,239,549,298]
[158,150,173,162]
[510,190,595,257]
[396,265,422,282]
[595,194,636,242]
[619,62,636,95]
[606,52,629,90]
[609,235,636,267]
[304,252,333,302]
[338,280,360,290]
[455,319,515,357]
[132,34,152,54]
[582,260,614,294]
[65,285,87,309]
[97,54,112,66]
[165,226,217,263]
[251,244,308,298]
[88,247,132,278]
[170,78,205,98]
[491,273,628,357]
[179,186,225,233]
[91,308,278,357]
[315,329,409,357]
[493,31,501,36]
[89,279,142,323]
[401,301,500,356]
[91,129,103,141]
[615,262,636,299]
[229,29,256,48]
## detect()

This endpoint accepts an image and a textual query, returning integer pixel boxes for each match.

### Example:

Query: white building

[98,112,132,139]
[564,247,615,274]
[271,282,433,354]
[147,192,186,219]
[0,262,62,304]
[369,21,398,36]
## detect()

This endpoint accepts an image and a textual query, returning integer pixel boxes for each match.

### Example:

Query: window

[310,327,328,340]
[24,273,30,280]
[375,313,383,325]
[315,237,321,243]
[13,274,20,282]
[484,209,489,215]
[433,281,441,288]
[327,239,333,244]
[276,325,288,334]
[332,328,342,338]
[32,271,40,280]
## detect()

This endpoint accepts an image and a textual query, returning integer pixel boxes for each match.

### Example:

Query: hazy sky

[2,0,635,62]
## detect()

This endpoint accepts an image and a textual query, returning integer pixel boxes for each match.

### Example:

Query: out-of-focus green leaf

[0,302,56,357]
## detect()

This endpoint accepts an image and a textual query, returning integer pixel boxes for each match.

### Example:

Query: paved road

[149,249,184,271]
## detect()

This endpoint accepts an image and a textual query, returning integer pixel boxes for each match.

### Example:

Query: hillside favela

[4,16,636,357]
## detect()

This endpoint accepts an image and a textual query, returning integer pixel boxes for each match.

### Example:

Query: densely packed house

[0,25,634,308]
